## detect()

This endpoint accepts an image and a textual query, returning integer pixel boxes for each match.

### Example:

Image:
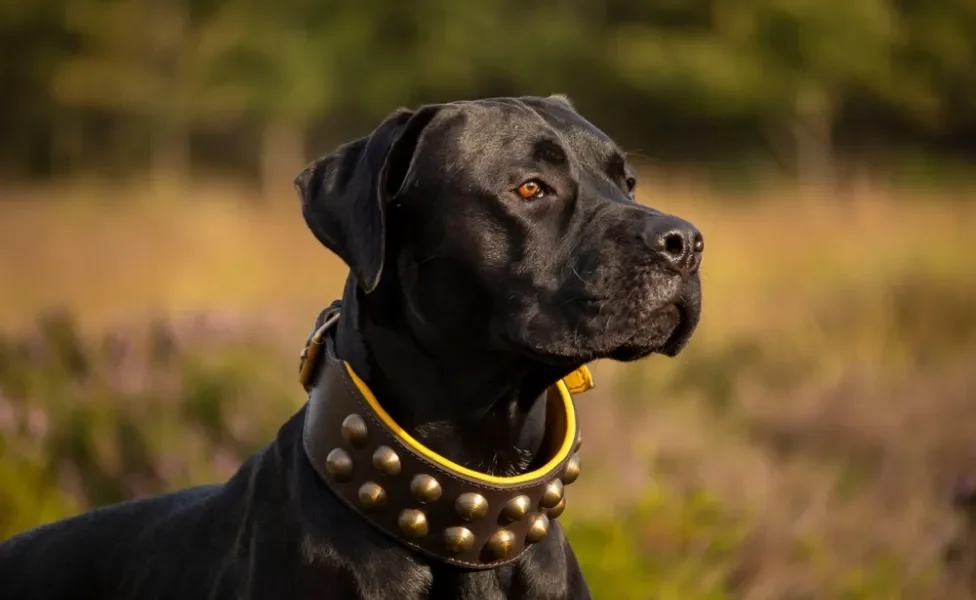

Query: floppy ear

[546,94,576,111]
[295,106,440,293]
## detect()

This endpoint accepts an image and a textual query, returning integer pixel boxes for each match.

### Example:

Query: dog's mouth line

[515,302,690,366]
[569,292,611,307]
[657,302,695,357]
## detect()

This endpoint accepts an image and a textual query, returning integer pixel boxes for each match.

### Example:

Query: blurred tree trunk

[260,120,305,202]
[148,0,190,187]
[52,112,85,177]
[791,85,836,193]
[150,125,190,185]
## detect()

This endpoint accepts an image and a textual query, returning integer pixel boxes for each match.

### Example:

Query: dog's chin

[514,300,700,367]
[607,303,697,362]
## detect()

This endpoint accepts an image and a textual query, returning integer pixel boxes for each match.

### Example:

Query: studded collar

[298,307,593,570]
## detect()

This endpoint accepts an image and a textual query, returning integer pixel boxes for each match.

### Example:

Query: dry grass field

[1,177,975,598]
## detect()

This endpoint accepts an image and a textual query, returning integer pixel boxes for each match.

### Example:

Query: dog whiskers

[570,266,592,285]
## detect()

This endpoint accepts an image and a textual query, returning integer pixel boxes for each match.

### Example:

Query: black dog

[0,95,703,599]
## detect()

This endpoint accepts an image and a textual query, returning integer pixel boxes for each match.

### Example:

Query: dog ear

[546,94,576,111]
[295,106,440,293]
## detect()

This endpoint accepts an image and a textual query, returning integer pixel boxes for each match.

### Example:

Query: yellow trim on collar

[562,365,594,394]
[341,363,590,485]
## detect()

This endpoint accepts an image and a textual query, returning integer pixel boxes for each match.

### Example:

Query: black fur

[0,96,704,599]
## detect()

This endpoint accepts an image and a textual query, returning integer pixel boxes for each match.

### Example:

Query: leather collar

[298,307,593,569]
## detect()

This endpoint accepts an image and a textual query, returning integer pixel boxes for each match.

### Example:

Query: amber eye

[516,180,546,200]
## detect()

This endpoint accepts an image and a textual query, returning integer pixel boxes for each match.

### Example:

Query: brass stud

[325,448,353,482]
[398,509,429,538]
[410,474,442,504]
[357,482,386,509]
[443,527,475,554]
[455,492,489,521]
[485,529,516,560]
[372,445,401,476]
[340,414,369,448]
[546,496,566,519]
[540,479,564,509]
[501,495,531,522]
[561,454,581,485]
[526,513,550,544]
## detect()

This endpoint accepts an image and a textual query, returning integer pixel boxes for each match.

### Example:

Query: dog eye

[625,176,637,194]
[516,180,547,200]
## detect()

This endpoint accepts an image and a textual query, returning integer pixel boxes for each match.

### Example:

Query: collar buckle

[299,307,342,391]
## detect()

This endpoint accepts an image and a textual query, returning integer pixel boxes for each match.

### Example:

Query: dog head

[296,96,703,367]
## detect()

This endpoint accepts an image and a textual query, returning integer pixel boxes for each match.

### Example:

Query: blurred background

[1,1,975,598]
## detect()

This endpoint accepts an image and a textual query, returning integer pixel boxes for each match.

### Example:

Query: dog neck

[331,280,573,476]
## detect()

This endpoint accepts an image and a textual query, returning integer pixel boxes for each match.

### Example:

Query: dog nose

[641,215,704,275]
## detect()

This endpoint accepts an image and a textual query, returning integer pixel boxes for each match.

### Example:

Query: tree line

[1,0,974,191]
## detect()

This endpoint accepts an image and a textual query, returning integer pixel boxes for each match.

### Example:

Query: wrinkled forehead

[439,98,628,174]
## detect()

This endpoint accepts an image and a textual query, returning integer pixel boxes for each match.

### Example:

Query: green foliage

[565,486,746,600]
[565,482,932,599]
[0,0,974,182]
[0,310,297,538]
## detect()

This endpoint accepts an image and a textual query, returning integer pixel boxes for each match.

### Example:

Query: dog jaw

[501,264,701,366]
